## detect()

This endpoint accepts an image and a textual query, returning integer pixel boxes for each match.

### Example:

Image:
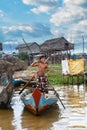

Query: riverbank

[28,64,87,85]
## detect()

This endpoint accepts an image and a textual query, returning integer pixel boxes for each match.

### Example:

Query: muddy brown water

[0,84,87,130]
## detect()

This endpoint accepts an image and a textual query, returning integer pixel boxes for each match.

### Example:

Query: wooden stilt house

[40,37,74,64]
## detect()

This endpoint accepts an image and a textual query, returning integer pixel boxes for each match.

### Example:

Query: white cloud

[2,25,33,34]
[63,0,87,6]
[50,2,87,26]
[4,40,18,45]
[0,23,52,43]
[60,19,87,45]
[51,29,61,38]
[31,5,54,14]
[50,0,87,47]
[69,19,87,38]
[22,0,36,5]
[0,10,4,17]
[22,0,58,5]
[22,0,58,14]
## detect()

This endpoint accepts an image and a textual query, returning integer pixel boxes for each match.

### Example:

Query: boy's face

[40,57,46,63]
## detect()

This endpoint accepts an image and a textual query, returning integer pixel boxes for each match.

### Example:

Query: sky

[0,0,87,53]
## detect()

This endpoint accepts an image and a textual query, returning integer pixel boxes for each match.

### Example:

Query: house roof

[41,37,74,51]
[16,42,37,49]
[16,42,41,54]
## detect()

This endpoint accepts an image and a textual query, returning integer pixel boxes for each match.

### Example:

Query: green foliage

[27,63,86,85]
[18,52,29,60]
[48,64,63,84]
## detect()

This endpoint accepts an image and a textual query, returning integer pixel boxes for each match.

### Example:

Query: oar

[53,87,65,109]
[47,80,65,109]
[19,76,34,94]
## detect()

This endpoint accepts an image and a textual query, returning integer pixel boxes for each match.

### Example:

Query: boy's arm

[31,61,38,67]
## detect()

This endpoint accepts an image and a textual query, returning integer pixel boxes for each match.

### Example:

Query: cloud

[22,0,58,6]
[0,23,52,43]
[50,0,87,46]
[50,0,87,26]
[63,0,87,8]
[0,10,4,17]
[1,25,33,39]
[4,40,19,45]
[22,0,58,14]
[3,25,33,34]
[31,5,54,14]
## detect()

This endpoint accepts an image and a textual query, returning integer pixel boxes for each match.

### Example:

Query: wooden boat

[0,73,14,108]
[11,77,26,87]
[21,88,58,115]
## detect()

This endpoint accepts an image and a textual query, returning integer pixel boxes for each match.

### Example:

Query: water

[0,84,87,130]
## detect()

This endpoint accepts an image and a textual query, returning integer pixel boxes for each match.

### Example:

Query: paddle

[47,80,65,109]
[53,87,65,109]
[19,76,34,94]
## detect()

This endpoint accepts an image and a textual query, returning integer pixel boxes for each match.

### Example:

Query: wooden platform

[63,72,87,84]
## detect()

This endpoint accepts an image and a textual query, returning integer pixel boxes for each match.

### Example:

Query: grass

[27,63,87,85]
[48,64,63,84]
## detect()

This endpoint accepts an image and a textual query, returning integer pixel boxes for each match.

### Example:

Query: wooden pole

[22,38,32,65]
[82,35,84,57]
[82,35,85,82]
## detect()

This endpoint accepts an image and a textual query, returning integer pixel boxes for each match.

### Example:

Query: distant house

[16,42,42,65]
[16,37,74,64]
[41,37,74,63]
[16,42,41,55]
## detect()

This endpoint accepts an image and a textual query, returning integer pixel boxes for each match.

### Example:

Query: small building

[41,37,74,63]
[16,42,42,65]
[16,42,41,55]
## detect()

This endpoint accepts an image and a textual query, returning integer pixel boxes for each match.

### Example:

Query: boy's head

[39,55,46,60]
[39,55,46,63]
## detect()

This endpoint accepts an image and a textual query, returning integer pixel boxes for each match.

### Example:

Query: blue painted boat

[11,77,26,87]
[21,88,58,115]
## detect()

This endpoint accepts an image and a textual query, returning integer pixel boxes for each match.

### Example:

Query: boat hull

[21,88,58,115]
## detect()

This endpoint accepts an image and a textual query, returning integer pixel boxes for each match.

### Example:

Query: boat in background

[11,77,26,87]
[21,88,58,115]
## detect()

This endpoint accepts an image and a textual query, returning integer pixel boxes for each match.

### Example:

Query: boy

[31,55,50,91]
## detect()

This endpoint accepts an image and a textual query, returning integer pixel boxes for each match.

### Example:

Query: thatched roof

[41,37,74,51]
[16,42,41,54]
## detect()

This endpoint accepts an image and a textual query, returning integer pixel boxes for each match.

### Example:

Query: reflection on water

[11,92,60,130]
[0,84,87,130]
[21,106,60,130]
[51,84,87,130]
[11,92,25,130]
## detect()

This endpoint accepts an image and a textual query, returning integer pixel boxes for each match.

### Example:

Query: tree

[18,52,29,60]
